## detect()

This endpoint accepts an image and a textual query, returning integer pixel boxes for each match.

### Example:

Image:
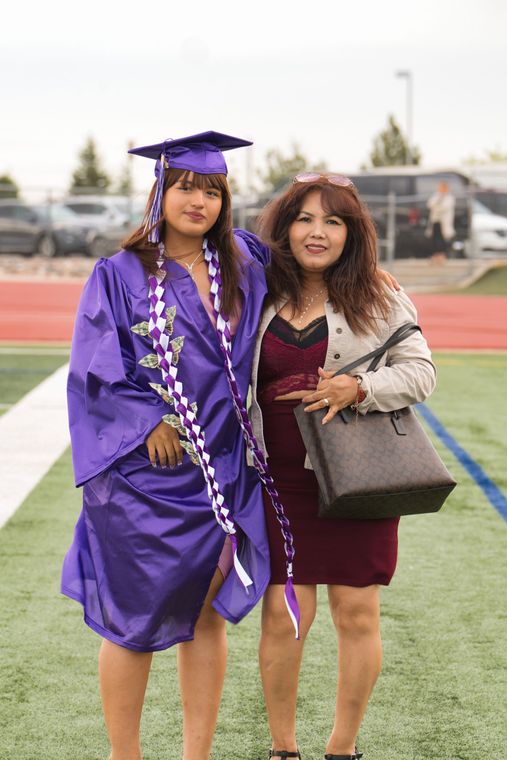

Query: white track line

[0,363,70,529]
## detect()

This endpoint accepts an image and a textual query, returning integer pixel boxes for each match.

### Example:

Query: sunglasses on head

[293,172,354,188]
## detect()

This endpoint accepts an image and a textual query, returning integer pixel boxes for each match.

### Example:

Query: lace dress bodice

[257,315,328,405]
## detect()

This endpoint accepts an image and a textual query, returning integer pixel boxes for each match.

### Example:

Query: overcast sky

[2,0,506,198]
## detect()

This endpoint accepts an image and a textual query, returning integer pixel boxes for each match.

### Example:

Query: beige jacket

[426,192,456,240]
[248,287,436,469]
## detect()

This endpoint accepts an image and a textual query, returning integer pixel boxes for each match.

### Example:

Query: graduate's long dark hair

[123,168,242,316]
[259,177,391,335]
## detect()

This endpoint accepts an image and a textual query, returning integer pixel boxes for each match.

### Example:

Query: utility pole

[395,70,413,165]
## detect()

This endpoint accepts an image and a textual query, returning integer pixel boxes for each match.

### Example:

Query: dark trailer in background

[347,168,472,260]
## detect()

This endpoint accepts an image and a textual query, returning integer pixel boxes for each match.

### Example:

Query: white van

[472,200,507,256]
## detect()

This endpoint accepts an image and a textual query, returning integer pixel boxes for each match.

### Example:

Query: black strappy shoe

[269,751,301,759]
[324,750,363,760]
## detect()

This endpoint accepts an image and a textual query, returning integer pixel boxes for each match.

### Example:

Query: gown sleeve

[67,258,166,487]
[234,228,271,267]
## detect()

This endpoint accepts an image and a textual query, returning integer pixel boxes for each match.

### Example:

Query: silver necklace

[296,287,327,325]
[183,250,204,279]
[163,246,204,280]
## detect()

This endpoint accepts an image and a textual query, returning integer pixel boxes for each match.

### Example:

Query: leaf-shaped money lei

[130,321,150,337]
[139,353,160,369]
[162,414,187,436]
[149,383,174,405]
[180,440,199,466]
[165,306,176,335]
[170,336,185,365]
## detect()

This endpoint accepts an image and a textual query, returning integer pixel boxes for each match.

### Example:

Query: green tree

[367,115,421,167]
[69,137,111,195]
[226,174,240,195]
[0,174,19,199]
[116,162,133,196]
[464,148,507,165]
[485,148,507,162]
[258,143,328,194]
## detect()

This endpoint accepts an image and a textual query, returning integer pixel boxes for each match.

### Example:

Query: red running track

[0,281,85,344]
[0,280,506,350]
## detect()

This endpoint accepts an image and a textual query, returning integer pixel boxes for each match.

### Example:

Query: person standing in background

[426,181,456,262]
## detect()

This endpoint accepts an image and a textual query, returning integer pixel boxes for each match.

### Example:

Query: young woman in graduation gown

[61,132,290,760]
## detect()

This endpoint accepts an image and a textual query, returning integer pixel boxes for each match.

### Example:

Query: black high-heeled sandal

[269,751,301,759]
[324,750,363,760]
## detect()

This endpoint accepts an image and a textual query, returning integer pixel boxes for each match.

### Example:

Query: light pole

[395,69,413,164]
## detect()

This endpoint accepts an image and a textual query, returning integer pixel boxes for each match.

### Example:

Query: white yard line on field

[0,347,70,355]
[0,363,70,529]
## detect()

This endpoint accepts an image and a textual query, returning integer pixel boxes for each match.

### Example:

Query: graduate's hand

[146,421,183,469]
[377,267,400,291]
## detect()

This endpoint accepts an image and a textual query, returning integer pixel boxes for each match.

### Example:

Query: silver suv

[0,200,91,256]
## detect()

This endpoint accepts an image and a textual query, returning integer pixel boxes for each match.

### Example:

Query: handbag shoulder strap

[332,322,421,377]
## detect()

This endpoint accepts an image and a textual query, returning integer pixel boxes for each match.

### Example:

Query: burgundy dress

[258,315,399,586]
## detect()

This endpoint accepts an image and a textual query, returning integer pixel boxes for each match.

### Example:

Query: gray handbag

[293,323,456,520]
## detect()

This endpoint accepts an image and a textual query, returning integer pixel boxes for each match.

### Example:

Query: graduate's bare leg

[99,639,153,760]
[259,584,316,752]
[325,584,382,756]
[177,568,227,760]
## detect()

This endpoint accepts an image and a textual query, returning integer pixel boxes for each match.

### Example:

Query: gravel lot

[0,254,97,280]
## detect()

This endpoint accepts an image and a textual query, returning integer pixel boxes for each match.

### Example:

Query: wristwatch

[354,375,366,405]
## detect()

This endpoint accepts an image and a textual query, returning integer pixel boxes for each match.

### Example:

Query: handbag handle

[332,322,422,378]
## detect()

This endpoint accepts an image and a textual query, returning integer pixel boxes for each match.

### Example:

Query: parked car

[0,200,91,256]
[63,195,131,228]
[474,189,507,218]
[86,219,135,258]
[472,200,507,255]
[84,204,145,258]
[345,168,472,259]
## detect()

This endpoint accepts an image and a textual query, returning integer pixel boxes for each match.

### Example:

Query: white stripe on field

[0,363,70,529]
[0,347,70,355]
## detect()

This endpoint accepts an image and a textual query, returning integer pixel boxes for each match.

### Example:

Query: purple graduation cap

[129,131,253,243]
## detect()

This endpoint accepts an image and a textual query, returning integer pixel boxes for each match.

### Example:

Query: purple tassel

[146,154,166,244]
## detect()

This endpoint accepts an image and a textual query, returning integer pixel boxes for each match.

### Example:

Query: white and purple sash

[147,242,300,637]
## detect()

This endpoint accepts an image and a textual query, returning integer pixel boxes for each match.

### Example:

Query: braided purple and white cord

[206,243,300,638]
[147,248,253,591]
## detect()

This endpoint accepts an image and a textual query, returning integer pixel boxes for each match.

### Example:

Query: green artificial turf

[453,264,507,295]
[0,349,69,415]
[0,354,506,759]
[429,352,507,492]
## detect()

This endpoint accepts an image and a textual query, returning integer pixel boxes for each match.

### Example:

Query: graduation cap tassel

[147,155,166,244]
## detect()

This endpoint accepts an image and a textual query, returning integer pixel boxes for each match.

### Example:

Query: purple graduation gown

[61,231,271,652]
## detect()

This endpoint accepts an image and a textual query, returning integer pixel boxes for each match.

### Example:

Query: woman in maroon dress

[249,174,436,760]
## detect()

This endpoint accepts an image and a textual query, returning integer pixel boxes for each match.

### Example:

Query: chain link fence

[234,187,507,264]
[2,181,507,265]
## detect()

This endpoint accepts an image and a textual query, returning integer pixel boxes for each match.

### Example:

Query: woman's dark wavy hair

[122,168,242,315]
[258,177,391,334]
